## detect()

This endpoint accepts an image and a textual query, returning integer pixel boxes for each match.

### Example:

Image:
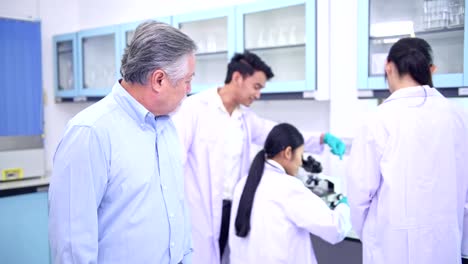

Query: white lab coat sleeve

[346,117,384,238]
[283,181,351,244]
[302,131,325,154]
[247,110,276,146]
[463,192,468,257]
[247,111,324,153]
[171,100,197,164]
[48,126,108,264]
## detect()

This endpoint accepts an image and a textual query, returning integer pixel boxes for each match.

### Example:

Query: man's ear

[232,71,243,86]
[151,69,165,93]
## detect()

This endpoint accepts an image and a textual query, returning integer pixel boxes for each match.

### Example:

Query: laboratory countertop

[0,176,50,191]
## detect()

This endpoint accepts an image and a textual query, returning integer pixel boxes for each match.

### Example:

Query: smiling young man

[171,51,346,264]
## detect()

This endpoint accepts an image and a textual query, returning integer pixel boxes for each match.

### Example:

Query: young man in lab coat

[172,51,346,264]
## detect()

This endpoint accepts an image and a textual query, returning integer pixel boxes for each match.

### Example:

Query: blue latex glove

[337,196,348,206]
[323,133,346,159]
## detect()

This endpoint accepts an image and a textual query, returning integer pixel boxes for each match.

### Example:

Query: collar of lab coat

[383,85,442,104]
[265,159,286,174]
[202,88,244,117]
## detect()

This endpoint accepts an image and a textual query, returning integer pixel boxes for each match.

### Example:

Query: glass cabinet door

[78,27,121,97]
[53,33,78,98]
[82,34,116,90]
[237,0,315,93]
[180,17,228,90]
[174,8,234,94]
[244,4,306,82]
[366,0,465,88]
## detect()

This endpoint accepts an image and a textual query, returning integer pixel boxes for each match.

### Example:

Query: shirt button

[170,242,175,248]
[162,185,167,190]
[170,213,174,218]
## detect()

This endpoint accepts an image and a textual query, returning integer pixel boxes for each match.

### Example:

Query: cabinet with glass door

[77,26,121,97]
[173,8,235,94]
[236,0,316,93]
[53,33,79,99]
[358,0,467,90]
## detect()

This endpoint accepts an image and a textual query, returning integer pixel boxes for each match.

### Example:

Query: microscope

[301,155,344,209]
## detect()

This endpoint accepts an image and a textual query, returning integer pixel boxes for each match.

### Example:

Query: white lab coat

[347,86,468,264]
[229,160,351,264]
[171,88,324,264]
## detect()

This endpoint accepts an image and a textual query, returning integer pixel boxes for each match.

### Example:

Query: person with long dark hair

[348,37,468,264]
[229,123,351,263]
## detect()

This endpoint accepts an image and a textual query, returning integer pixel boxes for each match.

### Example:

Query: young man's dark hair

[224,51,274,84]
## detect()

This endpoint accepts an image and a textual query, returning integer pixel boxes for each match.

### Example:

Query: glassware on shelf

[424,0,453,30]
[448,0,465,27]
[244,4,305,49]
[180,17,227,54]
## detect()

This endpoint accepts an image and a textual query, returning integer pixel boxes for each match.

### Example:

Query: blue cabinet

[358,0,467,90]
[0,18,43,136]
[77,26,121,97]
[173,8,235,94]
[236,0,316,93]
[53,33,79,99]
[0,191,50,264]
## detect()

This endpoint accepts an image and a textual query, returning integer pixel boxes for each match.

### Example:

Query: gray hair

[120,20,197,85]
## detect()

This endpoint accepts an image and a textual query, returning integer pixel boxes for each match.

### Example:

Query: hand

[323,133,346,159]
[337,196,348,206]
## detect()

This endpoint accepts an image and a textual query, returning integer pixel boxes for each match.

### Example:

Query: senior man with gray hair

[48,21,196,264]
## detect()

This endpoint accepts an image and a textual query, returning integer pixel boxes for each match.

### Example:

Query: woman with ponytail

[348,37,468,264]
[229,123,351,263]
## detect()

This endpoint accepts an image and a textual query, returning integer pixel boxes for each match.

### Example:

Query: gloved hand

[330,194,348,209]
[337,196,348,206]
[323,133,346,160]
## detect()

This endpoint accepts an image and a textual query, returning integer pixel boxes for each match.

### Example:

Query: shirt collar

[112,80,156,128]
[383,85,442,104]
[265,159,286,174]
[209,88,243,117]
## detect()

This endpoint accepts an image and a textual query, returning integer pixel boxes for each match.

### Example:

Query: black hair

[386,37,434,87]
[224,50,274,84]
[235,123,304,238]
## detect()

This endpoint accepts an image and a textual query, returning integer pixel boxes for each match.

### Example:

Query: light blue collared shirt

[49,81,192,264]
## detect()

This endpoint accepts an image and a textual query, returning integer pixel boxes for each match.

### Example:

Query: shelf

[248,43,305,52]
[370,26,464,40]
[196,50,228,57]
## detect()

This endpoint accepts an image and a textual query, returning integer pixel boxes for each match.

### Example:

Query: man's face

[162,54,195,114]
[236,71,267,107]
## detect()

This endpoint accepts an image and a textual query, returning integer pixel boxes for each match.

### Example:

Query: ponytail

[387,37,434,87]
[234,123,304,237]
[235,149,266,237]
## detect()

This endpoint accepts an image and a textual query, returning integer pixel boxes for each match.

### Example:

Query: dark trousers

[219,199,232,259]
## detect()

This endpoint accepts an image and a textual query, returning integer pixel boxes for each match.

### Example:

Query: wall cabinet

[53,1,317,100]
[173,8,235,93]
[236,0,316,93]
[358,0,467,90]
